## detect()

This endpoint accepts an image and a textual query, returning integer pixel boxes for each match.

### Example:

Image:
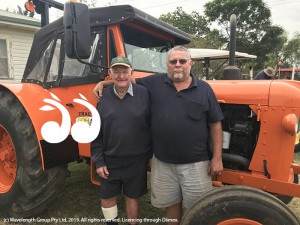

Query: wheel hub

[0,126,17,194]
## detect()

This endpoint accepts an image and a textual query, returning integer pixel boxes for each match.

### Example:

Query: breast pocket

[186,100,206,121]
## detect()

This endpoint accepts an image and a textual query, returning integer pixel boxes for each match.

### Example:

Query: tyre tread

[0,89,69,217]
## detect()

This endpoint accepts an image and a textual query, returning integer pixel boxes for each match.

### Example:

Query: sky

[0,0,300,39]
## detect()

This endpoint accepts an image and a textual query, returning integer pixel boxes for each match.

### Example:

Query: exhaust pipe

[223,14,241,80]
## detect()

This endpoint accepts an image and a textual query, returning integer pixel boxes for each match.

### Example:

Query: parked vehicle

[278,67,300,80]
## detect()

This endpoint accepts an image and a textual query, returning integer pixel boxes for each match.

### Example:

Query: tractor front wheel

[277,172,298,204]
[181,185,299,225]
[0,90,69,217]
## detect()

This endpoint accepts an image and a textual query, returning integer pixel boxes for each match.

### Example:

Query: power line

[141,0,191,10]
[272,2,300,6]
[268,0,300,6]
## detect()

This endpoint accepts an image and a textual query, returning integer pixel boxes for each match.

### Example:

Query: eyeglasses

[168,59,189,65]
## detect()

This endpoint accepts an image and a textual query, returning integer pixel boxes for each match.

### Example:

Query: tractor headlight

[282,114,298,135]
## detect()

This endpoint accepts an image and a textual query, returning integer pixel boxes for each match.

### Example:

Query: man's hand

[209,156,223,176]
[93,82,104,102]
[96,166,109,179]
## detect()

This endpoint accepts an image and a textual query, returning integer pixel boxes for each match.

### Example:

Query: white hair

[167,46,191,60]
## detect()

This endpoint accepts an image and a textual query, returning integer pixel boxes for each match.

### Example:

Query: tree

[204,0,286,69]
[280,33,300,67]
[78,0,96,8]
[8,5,34,17]
[159,7,209,37]
[159,7,227,79]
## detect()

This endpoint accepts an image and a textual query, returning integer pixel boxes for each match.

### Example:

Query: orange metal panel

[207,80,271,105]
[0,83,97,161]
[269,80,300,107]
[292,163,300,174]
[107,25,126,59]
[217,169,300,197]
[248,106,296,181]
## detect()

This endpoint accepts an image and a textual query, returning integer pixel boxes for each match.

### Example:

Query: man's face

[109,66,132,88]
[167,50,192,83]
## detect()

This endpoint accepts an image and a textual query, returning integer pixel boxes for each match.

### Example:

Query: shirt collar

[113,83,133,99]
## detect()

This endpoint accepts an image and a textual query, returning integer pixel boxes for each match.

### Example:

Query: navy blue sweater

[91,84,151,168]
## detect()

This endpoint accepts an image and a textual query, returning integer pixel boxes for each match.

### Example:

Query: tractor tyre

[0,90,69,217]
[181,185,299,225]
[294,143,300,152]
[277,173,298,204]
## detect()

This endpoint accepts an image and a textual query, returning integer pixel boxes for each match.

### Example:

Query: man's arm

[208,121,223,176]
[93,79,136,101]
[90,130,111,179]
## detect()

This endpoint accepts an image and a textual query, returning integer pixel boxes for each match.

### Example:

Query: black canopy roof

[89,5,191,44]
[23,5,191,79]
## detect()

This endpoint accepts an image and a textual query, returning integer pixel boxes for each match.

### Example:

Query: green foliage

[204,0,285,69]
[159,7,227,79]
[13,5,34,18]
[252,26,286,68]
[159,7,209,37]
[158,1,287,78]
[280,33,300,67]
[78,0,96,8]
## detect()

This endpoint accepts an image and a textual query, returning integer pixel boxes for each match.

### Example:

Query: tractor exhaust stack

[223,14,241,80]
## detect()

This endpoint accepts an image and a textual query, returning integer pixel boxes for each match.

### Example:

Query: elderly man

[91,56,151,225]
[93,47,223,225]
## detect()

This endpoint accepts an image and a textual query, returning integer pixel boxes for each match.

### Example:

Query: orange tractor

[0,2,300,224]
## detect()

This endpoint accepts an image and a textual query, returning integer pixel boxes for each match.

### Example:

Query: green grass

[288,152,300,219]
[0,162,165,225]
[0,154,300,225]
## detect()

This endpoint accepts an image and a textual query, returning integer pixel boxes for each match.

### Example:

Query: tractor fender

[0,85,70,217]
[0,83,64,141]
[0,83,81,170]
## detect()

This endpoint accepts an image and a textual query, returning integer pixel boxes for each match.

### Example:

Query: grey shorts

[151,156,212,209]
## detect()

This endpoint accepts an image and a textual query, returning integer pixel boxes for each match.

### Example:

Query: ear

[108,69,113,78]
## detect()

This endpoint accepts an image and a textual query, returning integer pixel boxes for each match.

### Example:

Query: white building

[0,10,40,81]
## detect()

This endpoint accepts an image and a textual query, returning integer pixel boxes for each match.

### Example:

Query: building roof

[0,9,40,28]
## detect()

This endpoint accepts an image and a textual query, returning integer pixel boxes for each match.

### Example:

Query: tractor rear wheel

[181,185,299,225]
[0,90,69,217]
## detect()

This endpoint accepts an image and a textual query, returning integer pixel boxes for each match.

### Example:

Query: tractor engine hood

[207,80,271,106]
[269,80,300,107]
[207,80,300,108]
[208,80,300,108]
